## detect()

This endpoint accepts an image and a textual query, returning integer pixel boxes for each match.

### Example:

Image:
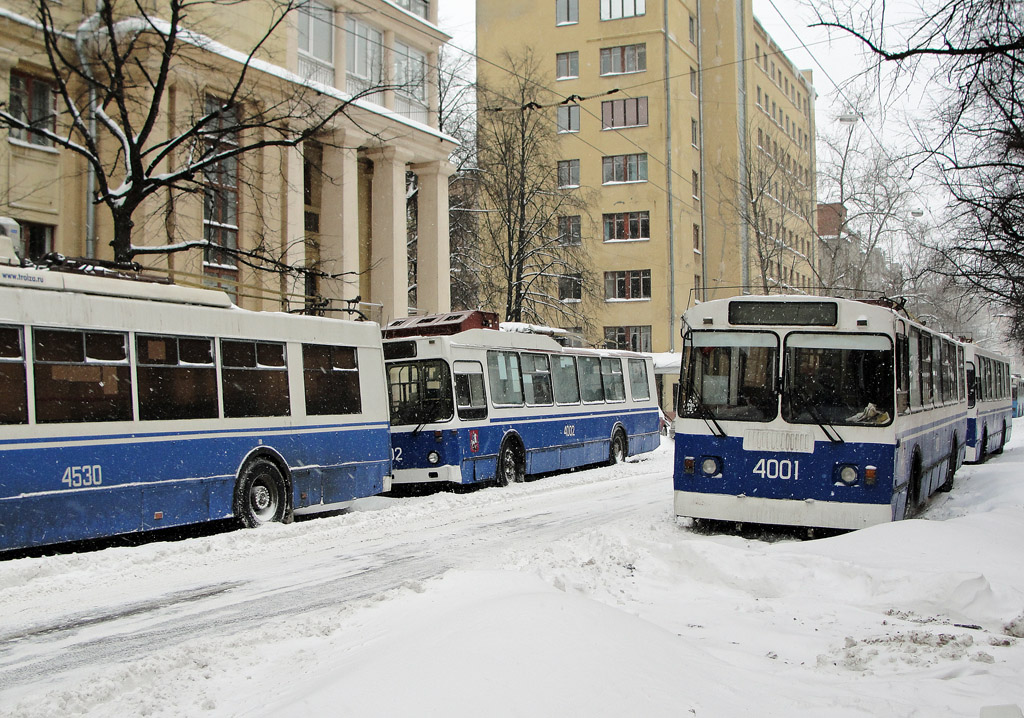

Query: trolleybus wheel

[496,440,525,486]
[993,423,1006,455]
[903,454,922,520]
[236,457,288,528]
[939,436,957,493]
[609,429,628,465]
[979,429,989,464]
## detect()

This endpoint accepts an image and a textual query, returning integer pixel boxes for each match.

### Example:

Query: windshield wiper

[788,384,844,444]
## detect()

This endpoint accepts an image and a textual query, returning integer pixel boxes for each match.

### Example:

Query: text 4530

[61,465,103,488]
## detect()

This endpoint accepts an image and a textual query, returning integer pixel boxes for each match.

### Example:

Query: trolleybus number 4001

[752,458,799,480]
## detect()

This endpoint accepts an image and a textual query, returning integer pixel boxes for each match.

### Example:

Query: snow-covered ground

[2,424,1023,717]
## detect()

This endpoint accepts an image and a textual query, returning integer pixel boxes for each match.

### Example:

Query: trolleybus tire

[609,429,628,465]
[979,429,989,464]
[993,423,1006,455]
[235,457,289,528]
[496,439,525,487]
[903,453,922,520]
[939,436,958,492]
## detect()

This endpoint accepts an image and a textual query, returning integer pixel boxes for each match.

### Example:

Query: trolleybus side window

[137,334,218,421]
[896,333,910,415]
[522,353,554,406]
[941,340,955,403]
[966,361,976,407]
[487,351,524,406]
[783,333,893,426]
[303,344,361,416]
[33,328,132,424]
[551,354,581,404]
[680,331,778,422]
[908,329,921,409]
[578,356,605,403]
[602,357,626,402]
[919,333,934,405]
[0,325,27,424]
[220,339,290,418]
[453,360,487,420]
[387,360,453,425]
[957,346,965,400]
[628,358,651,401]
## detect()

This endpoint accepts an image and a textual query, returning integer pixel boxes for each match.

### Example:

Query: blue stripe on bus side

[672,433,896,505]
[0,425,391,551]
[391,409,661,483]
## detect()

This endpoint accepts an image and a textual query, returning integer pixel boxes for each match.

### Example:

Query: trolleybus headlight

[838,465,858,485]
[701,457,720,476]
[865,465,877,485]
[683,457,696,474]
[427,451,441,465]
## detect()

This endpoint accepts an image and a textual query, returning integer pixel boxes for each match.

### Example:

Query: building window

[603,211,649,241]
[297,1,334,85]
[691,117,699,146]
[690,67,698,95]
[604,325,652,352]
[693,223,701,251]
[600,44,646,75]
[556,0,578,24]
[602,153,647,183]
[557,159,580,188]
[20,222,54,261]
[691,170,699,198]
[557,104,580,133]
[556,51,579,79]
[604,269,651,300]
[203,97,239,293]
[558,215,582,245]
[346,17,383,96]
[559,273,583,302]
[8,72,55,146]
[694,275,702,301]
[394,41,428,123]
[601,0,645,20]
[393,0,429,19]
[688,14,696,43]
[601,97,648,129]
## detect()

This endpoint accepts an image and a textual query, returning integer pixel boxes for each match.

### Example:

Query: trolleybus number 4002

[61,465,103,488]
[752,458,799,481]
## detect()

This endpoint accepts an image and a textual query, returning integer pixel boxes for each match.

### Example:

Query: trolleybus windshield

[679,331,778,422]
[387,359,454,426]
[782,333,894,427]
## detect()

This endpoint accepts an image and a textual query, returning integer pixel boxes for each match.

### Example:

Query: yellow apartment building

[476,0,817,358]
[0,0,456,322]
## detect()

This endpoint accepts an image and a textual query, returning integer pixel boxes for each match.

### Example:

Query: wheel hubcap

[253,484,271,511]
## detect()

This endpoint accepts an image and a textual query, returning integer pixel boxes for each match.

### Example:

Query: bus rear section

[383,312,661,487]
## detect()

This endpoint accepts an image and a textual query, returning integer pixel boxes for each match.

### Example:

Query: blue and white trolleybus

[673,295,971,530]
[0,261,392,552]
[383,312,661,486]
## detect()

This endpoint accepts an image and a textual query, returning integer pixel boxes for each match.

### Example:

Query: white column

[411,160,456,314]
[282,144,306,310]
[319,132,362,313]
[366,146,413,323]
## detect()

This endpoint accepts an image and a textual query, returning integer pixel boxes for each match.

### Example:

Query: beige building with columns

[0,0,455,322]
[476,0,817,359]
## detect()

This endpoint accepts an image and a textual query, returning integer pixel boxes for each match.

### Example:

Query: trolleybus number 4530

[61,465,104,488]
[752,458,799,480]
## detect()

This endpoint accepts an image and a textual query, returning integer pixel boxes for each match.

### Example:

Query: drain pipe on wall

[663,0,677,351]
[85,87,96,259]
[697,0,709,303]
